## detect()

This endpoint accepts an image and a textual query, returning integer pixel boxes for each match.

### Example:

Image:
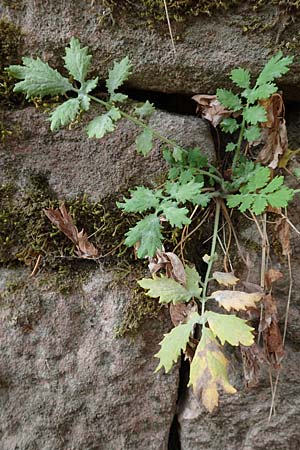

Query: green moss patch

[0,174,137,269]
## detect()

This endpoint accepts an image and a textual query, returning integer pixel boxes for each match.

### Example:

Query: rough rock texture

[0,268,178,450]
[1,1,300,98]
[177,113,300,450]
[0,107,214,199]
[0,106,213,449]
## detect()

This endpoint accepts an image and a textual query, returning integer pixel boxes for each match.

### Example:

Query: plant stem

[201,199,221,316]
[232,116,245,170]
[88,94,225,185]
[89,94,179,147]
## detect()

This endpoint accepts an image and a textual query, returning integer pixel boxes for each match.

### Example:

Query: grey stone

[0,268,178,450]
[1,106,214,200]
[1,1,300,99]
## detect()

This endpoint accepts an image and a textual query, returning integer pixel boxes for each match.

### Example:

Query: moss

[115,286,163,338]
[114,264,163,338]
[0,18,23,107]
[106,0,240,23]
[0,174,137,270]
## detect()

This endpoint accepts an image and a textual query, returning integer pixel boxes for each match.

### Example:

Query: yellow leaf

[212,271,239,287]
[188,327,236,412]
[206,311,255,346]
[211,290,262,311]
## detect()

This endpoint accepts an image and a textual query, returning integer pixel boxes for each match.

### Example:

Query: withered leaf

[169,301,198,327]
[188,327,236,412]
[256,94,288,169]
[240,343,266,388]
[213,271,239,287]
[259,294,284,367]
[192,94,233,127]
[265,268,283,290]
[211,290,262,312]
[149,250,186,285]
[44,204,99,258]
[275,217,290,256]
[44,203,78,244]
[76,230,99,258]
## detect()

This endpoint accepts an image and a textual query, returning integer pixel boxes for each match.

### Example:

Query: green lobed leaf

[244,125,261,142]
[243,105,267,125]
[206,311,255,346]
[227,178,294,214]
[216,88,242,112]
[82,77,98,94]
[225,142,237,153]
[138,266,202,303]
[124,213,162,258]
[155,312,201,373]
[136,129,153,156]
[185,266,202,300]
[230,67,251,89]
[267,185,294,208]
[221,117,240,134]
[63,37,91,84]
[260,175,283,194]
[106,56,132,98]
[110,92,128,103]
[134,100,155,118]
[160,202,191,228]
[188,147,208,168]
[49,98,80,131]
[256,51,293,86]
[246,83,278,103]
[8,57,73,99]
[86,107,121,139]
[178,169,194,184]
[244,166,270,192]
[293,168,300,179]
[116,186,161,213]
[173,146,184,162]
[166,179,204,204]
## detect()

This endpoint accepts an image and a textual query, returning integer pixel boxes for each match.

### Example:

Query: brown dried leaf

[169,301,198,327]
[213,271,239,287]
[44,203,78,244]
[256,94,288,169]
[192,94,232,127]
[44,204,99,259]
[76,229,99,258]
[211,290,262,312]
[275,217,290,256]
[240,343,266,388]
[265,268,283,290]
[149,250,186,285]
[259,294,284,367]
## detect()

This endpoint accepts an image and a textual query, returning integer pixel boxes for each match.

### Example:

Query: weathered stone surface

[1,106,214,200]
[1,1,300,99]
[0,98,215,448]
[0,268,178,450]
[178,346,300,450]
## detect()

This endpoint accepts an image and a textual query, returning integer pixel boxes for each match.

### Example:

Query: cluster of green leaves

[7,38,155,145]
[117,147,212,258]
[218,51,293,150]
[226,160,295,214]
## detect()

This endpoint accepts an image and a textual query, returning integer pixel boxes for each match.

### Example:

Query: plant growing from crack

[7,38,297,413]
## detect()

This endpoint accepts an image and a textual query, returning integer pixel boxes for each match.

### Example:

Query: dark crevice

[168,357,190,450]
[93,81,198,116]
[124,88,197,116]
